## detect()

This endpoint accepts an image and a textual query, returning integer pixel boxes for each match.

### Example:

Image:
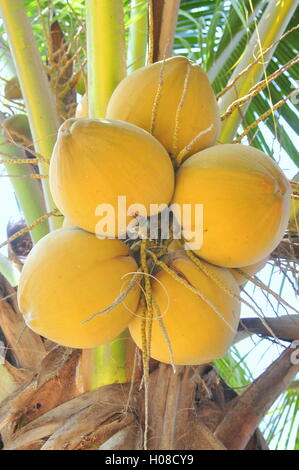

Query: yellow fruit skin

[129,255,240,365]
[106,56,220,160]
[75,94,88,118]
[172,144,291,268]
[49,118,174,237]
[229,257,269,285]
[18,228,140,349]
[168,241,268,285]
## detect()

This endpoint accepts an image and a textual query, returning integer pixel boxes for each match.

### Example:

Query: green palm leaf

[175,0,299,167]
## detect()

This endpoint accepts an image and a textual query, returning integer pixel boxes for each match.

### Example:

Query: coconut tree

[0,0,298,450]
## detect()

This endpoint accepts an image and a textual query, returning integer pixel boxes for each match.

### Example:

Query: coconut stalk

[0,44,49,246]
[0,39,48,246]
[0,126,48,248]
[127,0,148,73]
[219,0,298,143]
[86,0,126,118]
[84,0,132,389]
[0,253,19,287]
[0,0,61,231]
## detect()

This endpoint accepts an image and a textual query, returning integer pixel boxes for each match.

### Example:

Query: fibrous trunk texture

[1,275,298,450]
[0,353,270,450]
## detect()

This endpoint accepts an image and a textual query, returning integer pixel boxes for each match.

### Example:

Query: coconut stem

[86,0,126,117]
[0,120,49,245]
[89,330,136,389]
[127,0,148,73]
[0,252,19,287]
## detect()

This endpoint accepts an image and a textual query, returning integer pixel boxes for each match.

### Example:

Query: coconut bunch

[18,56,291,366]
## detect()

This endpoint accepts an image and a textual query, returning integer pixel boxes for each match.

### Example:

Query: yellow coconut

[129,254,240,365]
[18,227,140,349]
[106,56,220,161]
[172,144,291,268]
[75,93,88,118]
[49,118,175,237]
[168,240,268,285]
[230,257,269,285]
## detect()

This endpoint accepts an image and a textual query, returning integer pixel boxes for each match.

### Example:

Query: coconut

[105,56,220,162]
[18,227,140,349]
[129,254,240,365]
[172,144,291,267]
[49,118,175,237]
[168,240,268,285]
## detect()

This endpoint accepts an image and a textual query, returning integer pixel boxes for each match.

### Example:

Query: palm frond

[175,0,299,168]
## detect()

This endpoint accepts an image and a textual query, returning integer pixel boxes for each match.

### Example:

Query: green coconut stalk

[0,252,19,287]
[83,330,137,390]
[0,0,61,230]
[127,0,148,73]
[0,114,49,246]
[86,0,127,117]
[219,0,298,143]
[0,32,49,245]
